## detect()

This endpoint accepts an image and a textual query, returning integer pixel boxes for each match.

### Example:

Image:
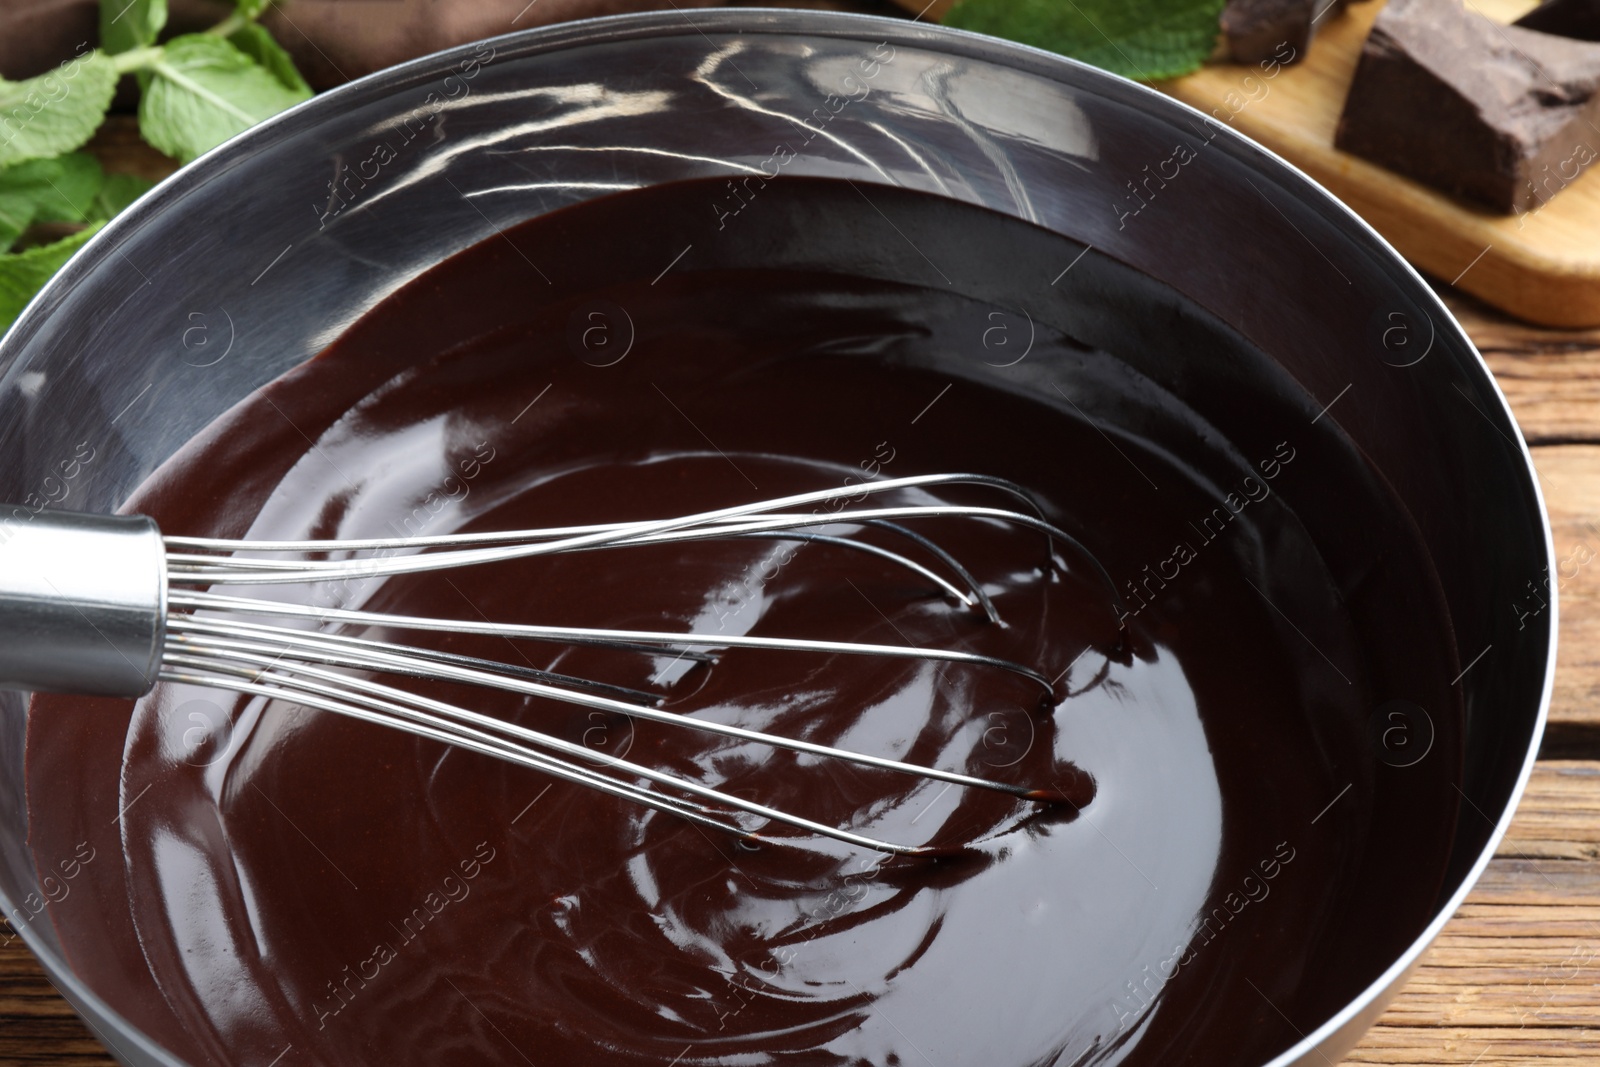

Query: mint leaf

[234,0,271,20]
[228,23,310,96]
[0,52,119,168]
[100,0,169,55]
[89,172,155,221]
[0,154,106,251]
[0,196,33,253]
[0,224,103,333]
[0,203,33,252]
[15,154,105,222]
[943,0,1226,81]
[138,34,309,162]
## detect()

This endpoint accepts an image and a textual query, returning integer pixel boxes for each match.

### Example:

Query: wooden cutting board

[897,0,1600,329]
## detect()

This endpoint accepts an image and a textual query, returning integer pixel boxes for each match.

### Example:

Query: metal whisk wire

[3,475,1116,855]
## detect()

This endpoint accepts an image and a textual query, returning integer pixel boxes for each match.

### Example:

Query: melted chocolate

[27,178,1462,1065]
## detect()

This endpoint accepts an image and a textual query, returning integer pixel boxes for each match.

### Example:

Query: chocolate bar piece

[1221,0,1369,64]
[1517,0,1600,41]
[1334,0,1600,214]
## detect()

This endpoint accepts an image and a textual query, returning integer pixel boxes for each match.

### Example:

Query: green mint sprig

[943,0,1228,82]
[0,0,311,332]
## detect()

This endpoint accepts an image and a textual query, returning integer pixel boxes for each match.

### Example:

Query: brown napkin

[1,0,718,87]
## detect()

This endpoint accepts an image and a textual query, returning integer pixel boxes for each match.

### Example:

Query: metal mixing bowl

[0,11,1555,1065]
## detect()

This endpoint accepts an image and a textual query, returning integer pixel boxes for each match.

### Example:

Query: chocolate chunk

[1516,0,1600,42]
[1334,0,1600,214]
[1221,0,1370,64]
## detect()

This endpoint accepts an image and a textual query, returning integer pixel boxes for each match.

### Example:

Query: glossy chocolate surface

[29,178,1462,1066]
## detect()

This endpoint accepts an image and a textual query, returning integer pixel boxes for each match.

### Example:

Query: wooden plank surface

[1448,293,1600,446]
[1530,446,1600,736]
[1156,0,1600,328]
[0,934,116,1067]
[1347,764,1600,1065]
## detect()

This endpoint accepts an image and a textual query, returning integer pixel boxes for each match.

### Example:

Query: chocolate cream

[28,177,1462,1065]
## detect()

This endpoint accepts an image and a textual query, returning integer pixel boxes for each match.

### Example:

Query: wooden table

[6,125,1600,1067]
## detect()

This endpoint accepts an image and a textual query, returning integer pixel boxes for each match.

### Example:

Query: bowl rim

[0,9,1556,1066]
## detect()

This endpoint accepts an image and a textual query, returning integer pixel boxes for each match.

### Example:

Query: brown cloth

[0,0,717,88]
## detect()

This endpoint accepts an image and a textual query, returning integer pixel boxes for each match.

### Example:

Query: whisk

[0,474,1117,855]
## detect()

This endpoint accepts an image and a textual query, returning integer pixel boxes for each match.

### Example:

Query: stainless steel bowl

[0,10,1554,1065]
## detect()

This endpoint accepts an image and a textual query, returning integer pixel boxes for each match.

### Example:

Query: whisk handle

[0,510,165,698]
